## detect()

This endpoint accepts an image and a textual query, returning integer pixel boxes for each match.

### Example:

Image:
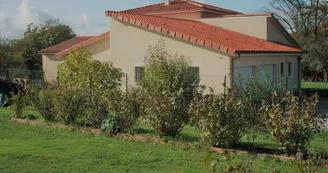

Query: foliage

[9,90,28,118]
[32,89,56,122]
[101,116,120,134]
[189,86,255,148]
[108,87,145,133]
[263,92,324,154]
[57,47,123,91]
[203,153,256,173]
[51,88,86,125]
[296,154,328,173]
[265,0,328,81]
[12,19,76,70]
[57,47,124,127]
[141,38,198,137]
[235,69,285,128]
[0,38,24,69]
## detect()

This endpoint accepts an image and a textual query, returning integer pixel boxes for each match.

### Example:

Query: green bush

[263,92,324,154]
[189,86,255,148]
[32,89,56,122]
[52,88,86,125]
[10,90,28,118]
[108,87,144,133]
[101,115,120,134]
[235,69,285,129]
[141,38,198,137]
[57,47,123,128]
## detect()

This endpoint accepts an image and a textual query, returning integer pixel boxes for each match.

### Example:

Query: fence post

[170,72,173,93]
[285,77,289,92]
[126,73,128,95]
[223,75,227,96]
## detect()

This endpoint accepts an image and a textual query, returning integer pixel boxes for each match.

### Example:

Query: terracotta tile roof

[123,0,241,15]
[55,32,110,57]
[39,36,93,53]
[105,11,305,55]
[221,13,273,18]
[39,32,110,57]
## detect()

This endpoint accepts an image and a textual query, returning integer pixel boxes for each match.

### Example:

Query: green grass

[302,82,328,89]
[0,107,318,173]
[132,122,328,156]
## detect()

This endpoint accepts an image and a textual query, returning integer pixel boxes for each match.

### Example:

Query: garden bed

[9,117,299,161]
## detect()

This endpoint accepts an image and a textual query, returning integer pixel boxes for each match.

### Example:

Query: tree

[14,19,76,70]
[141,38,199,137]
[265,0,328,81]
[0,38,24,69]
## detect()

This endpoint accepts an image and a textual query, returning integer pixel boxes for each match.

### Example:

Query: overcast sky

[0,0,271,38]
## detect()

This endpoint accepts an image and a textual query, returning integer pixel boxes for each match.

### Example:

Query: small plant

[189,86,255,148]
[52,88,86,125]
[101,115,120,134]
[32,89,56,122]
[263,92,324,154]
[296,154,328,173]
[10,90,28,118]
[203,153,256,173]
[108,88,144,133]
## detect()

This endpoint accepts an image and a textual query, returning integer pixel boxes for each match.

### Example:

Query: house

[105,0,305,93]
[39,32,110,83]
[41,0,306,94]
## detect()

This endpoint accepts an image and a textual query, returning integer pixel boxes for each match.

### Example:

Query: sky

[0,0,271,38]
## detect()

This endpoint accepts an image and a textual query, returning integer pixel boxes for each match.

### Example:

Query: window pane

[191,67,200,83]
[135,67,144,82]
[281,62,284,77]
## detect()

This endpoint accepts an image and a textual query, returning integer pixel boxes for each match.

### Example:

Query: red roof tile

[123,0,241,15]
[39,36,93,53]
[221,13,273,18]
[39,32,110,57]
[55,32,110,57]
[105,11,305,55]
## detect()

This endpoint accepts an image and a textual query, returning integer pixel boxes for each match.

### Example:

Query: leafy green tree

[141,38,198,137]
[0,38,24,69]
[266,0,328,81]
[57,47,124,127]
[14,19,76,70]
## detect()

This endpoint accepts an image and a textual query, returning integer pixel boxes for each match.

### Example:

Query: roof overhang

[232,51,308,57]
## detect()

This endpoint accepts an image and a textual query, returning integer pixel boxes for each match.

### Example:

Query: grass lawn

[0,107,319,173]
[302,82,328,89]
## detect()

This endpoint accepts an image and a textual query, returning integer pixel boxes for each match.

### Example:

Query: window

[288,62,291,76]
[190,67,200,82]
[135,67,144,82]
[280,62,284,76]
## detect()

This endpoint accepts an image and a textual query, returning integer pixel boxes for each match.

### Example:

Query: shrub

[263,92,324,154]
[141,38,198,137]
[52,88,86,125]
[101,115,120,134]
[32,89,56,122]
[234,69,286,129]
[57,47,123,127]
[108,87,144,133]
[189,86,255,148]
[10,90,28,118]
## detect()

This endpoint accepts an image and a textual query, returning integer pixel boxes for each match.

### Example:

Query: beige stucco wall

[87,36,111,62]
[234,55,299,92]
[201,16,268,40]
[110,18,232,93]
[42,54,66,83]
[42,36,111,83]
[201,16,295,48]
[267,18,293,46]
[151,11,202,20]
